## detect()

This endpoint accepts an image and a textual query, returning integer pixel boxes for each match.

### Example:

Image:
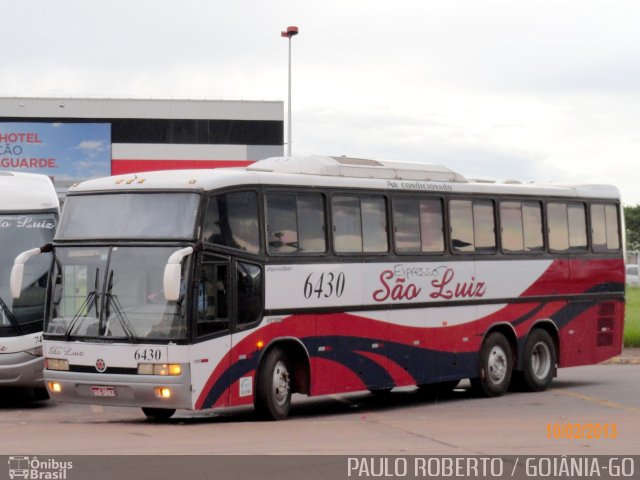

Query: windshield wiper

[0,295,22,335]
[103,270,137,341]
[64,268,100,340]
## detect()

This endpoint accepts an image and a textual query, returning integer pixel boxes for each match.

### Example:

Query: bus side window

[202,192,260,253]
[393,197,444,253]
[500,201,543,253]
[591,203,621,252]
[332,195,388,253]
[450,199,496,253]
[548,202,587,253]
[265,193,326,254]
[195,262,229,337]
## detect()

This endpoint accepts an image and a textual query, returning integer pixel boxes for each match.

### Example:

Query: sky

[4,0,640,203]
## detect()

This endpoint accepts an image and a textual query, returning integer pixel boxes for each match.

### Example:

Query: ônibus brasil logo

[8,456,73,479]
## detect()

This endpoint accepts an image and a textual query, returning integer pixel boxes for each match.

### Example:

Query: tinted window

[547,202,587,252]
[393,197,444,253]
[266,193,325,254]
[450,199,496,253]
[500,201,543,253]
[568,203,587,251]
[591,203,620,252]
[474,201,496,252]
[362,197,388,252]
[450,200,474,252]
[523,202,544,251]
[0,213,56,331]
[203,191,260,253]
[393,198,420,251]
[236,262,262,327]
[195,261,229,337]
[332,195,388,253]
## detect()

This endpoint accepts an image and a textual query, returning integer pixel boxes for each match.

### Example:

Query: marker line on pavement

[551,389,640,413]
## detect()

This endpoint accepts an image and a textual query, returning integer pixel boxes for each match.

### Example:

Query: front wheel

[142,407,175,421]
[521,329,556,391]
[255,348,292,420]
[471,332,513,397]
[32,387,50,401]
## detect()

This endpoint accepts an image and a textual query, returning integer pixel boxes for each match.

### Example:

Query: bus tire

[33,387,50,401]
[521,329,556,392]
[471,332,513,397]
[255,347,292,421]
[141,407,175,421]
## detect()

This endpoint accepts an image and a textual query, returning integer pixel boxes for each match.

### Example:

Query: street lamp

[281,25,298,157]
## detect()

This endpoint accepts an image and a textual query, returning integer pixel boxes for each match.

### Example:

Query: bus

[11,156,624,420]
[1,172,58,399]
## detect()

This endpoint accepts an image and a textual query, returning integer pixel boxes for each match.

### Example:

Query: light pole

[281,25,298,157]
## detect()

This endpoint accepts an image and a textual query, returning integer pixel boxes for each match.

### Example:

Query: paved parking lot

[0,363,638,455]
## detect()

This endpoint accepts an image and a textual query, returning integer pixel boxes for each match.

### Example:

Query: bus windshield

[46,246,187,341]
[0,213,56,332]
[57,193,200,240]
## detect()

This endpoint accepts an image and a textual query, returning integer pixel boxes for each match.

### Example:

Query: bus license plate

[91,386,116,397]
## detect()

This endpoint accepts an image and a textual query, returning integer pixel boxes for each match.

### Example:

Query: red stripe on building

[111,159,255,175]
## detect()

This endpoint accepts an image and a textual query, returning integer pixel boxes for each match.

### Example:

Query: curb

[602,349,640,365]
[603,356,640,365]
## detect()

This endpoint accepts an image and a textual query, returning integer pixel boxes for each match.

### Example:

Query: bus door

[191,253,232,409]
[229,260,263,406]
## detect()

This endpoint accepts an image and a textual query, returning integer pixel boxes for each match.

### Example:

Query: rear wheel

[255,348,292,420]
[521,329,556,391]
[471,332,513,397]
[141,407,175,421]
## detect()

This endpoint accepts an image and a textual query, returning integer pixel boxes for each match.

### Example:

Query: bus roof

[0,171,59,211]
[66,156,621,200]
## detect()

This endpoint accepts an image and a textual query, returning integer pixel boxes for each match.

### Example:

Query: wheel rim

[487,345,508,384]
[272,360,290,407]
[530,341,551,380]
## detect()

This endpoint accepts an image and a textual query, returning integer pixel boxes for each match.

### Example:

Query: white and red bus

[12,156,624,420]
[0,172,58,398]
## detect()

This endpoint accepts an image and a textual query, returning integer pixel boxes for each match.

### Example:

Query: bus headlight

[45,358,69,371]
[137,363,182,376]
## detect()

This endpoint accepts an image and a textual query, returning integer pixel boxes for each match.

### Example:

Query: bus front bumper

[43,368,192,410]
[0,353,44,388]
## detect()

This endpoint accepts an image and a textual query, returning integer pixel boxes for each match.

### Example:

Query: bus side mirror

[10,247,44,298]
[163,247,194,302]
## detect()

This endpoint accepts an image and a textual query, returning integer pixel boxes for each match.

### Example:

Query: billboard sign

[0,122,111,180]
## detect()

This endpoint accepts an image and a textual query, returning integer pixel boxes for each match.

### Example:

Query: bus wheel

[255,348,292,421]
[141,407,175,421]
[521,329,556,391]
[33,387,50,401]
[471,332,513,397]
